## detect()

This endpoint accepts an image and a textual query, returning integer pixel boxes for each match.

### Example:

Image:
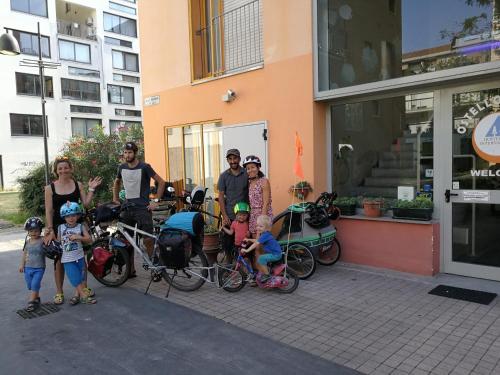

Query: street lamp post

[20,22,60,185]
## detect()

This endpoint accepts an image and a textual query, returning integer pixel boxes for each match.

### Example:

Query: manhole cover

[16,303,61,319]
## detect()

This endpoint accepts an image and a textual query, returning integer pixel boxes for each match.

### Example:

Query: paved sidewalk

[127,260,500,375]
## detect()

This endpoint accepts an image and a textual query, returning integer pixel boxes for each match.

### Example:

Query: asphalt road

[0,229,360,375]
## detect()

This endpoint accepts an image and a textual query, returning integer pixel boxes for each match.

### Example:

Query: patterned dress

[248,177,273,235]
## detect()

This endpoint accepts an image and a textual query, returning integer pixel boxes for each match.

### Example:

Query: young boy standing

[19,217,46,312]
[242,215,282,282]
[58,202,96,305]
[221,202,250,254]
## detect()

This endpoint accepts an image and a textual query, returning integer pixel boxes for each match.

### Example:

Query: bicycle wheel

[285,243,316,280]
[160,249,209,291]
[276,267,299,294]
[316,237,341,266]
[88,238,130,287]
[218,266,246,292]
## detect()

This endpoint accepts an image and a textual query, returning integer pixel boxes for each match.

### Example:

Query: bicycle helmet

[42,240,63,260]
[233,202,250,214]
[24,217,44,231]
[242,155,261,168]
[60,201,82,218]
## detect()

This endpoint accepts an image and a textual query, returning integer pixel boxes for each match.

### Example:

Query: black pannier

[158,230,192,269]
[95,203,121,224]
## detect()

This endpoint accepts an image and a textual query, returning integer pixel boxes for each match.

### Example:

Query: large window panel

[11,0,47,17]
[16,72,53,97]
[166,127,184,193]
[61,78,100,101]
[9,29,50,57]
[71,118,101,137]
[317,0,500,91]
[183,125,204,192]
[107,84,134,105]
[331,92,434,202]
[109,120,141,133]
[112,50,139,71]
[104,12,137,37]
[10,113,47,136]
[59,40,91,63]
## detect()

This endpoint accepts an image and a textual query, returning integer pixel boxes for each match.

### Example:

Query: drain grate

[16,302,61,319]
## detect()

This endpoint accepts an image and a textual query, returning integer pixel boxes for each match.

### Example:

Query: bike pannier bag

[88,247,114,278]
[161,212,204,237]
[158,230,192,269]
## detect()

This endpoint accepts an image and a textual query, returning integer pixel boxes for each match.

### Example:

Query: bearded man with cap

[217,149,248,226]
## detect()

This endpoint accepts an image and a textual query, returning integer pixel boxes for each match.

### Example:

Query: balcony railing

[195,0,263,78]
[57,20,97,41]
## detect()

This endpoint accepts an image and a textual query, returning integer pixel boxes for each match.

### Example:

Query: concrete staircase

[355,132,431,199]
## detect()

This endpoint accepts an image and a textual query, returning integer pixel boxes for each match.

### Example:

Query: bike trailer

[274,203,337,256]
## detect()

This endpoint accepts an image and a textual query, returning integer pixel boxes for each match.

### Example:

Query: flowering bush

[18,124,144,215]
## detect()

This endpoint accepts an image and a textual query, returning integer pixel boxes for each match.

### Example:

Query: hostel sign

[456,95,500,166]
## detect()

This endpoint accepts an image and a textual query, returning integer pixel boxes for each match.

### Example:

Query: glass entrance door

[442,83,500,281]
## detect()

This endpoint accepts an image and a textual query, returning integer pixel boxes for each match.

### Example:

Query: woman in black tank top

[44,157,102,305]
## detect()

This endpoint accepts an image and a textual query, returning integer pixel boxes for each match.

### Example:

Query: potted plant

[202,224,221,264]
[392,196,433,221]
[333,196,357,216]
[363,197,384,217]
[289,181,312,200]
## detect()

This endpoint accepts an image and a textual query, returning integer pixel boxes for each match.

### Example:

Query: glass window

[61,78,100,101]
[331,92,434,203]
[112,50,138,71]
[68,66,100,78]
[58,40,91,63]
[183,125,204,192]
[203,123,223,211]
[8,29,50,57]
[317,0,500,91]
[105,36,132,48]
[107,84,134,105]
[71,118,101,137]
[166,127,184,192]
[115,108,141,116]
[109,120,142,133]
[10,113,47,136]
[15,72,53,97]
[70,105,101,114]
[113,73,140,83]
[109,1,136,15]
[104,12,137,37]
[11,0,47,17]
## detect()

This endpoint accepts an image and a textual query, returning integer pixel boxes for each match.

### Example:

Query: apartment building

[138,0,500,282]
[0,0,142,189]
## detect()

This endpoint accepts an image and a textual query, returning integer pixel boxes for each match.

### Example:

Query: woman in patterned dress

[243,155,273,237]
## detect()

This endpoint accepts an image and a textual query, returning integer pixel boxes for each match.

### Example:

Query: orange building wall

[138,0,327,213]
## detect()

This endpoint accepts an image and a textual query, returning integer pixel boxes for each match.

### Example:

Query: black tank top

[51,179,81,227]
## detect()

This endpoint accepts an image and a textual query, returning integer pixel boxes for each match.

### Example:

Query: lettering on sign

[144,95,160,106]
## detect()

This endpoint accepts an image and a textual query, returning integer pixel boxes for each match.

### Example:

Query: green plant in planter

[333,196,358,206]
[393,196,433,209]
[204,224,220,234]
[289,180,312,200]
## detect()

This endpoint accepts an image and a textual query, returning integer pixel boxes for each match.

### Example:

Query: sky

[402,0,493,53]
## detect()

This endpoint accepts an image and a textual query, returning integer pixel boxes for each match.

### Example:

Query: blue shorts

[63,258,85,287]
[24,267,45,292]
[257,253,282,265]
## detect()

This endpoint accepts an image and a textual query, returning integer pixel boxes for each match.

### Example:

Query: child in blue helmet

[57,201,96,305]
[19,217,45,312]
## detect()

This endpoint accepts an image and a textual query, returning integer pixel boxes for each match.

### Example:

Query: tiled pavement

[126,261,500,375]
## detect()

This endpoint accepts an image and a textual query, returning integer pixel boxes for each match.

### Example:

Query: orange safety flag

[293,132,304,179]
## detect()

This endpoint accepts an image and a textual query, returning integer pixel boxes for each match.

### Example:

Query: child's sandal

[83,287,95,297]
[69,296,80,306]
[80,296,97,304]
[53,293,64,305]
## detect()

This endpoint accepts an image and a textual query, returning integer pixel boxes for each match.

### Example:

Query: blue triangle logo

[485,116,500,137]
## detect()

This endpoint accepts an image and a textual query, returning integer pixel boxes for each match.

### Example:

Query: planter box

[392,208,433,221]
[336,204,357,216]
